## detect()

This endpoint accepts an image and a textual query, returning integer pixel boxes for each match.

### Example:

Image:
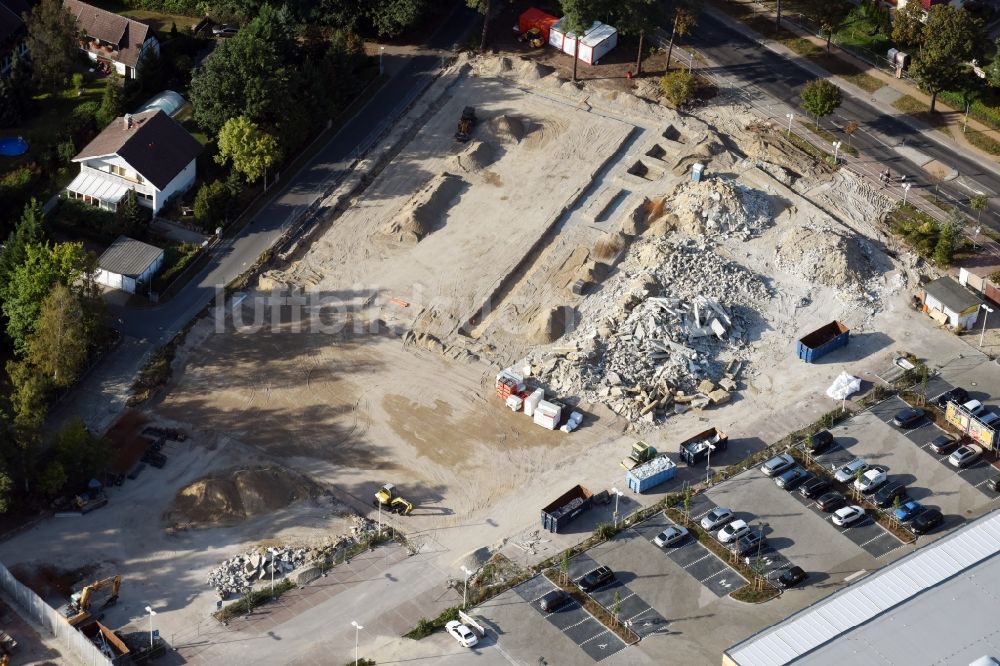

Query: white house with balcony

[65,0,159,80]
[66,109,202,214]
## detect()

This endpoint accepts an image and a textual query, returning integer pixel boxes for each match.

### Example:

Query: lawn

[11,76,105,167]
[834,9,891,58]
[84,0,200,32]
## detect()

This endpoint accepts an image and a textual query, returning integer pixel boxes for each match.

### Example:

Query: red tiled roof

[64,0,154,68]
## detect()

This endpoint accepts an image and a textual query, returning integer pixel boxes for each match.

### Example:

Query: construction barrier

[0,560,112,665]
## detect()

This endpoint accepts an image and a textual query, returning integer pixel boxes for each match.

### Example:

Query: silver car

[760,453,796,477]
[833,458,868,483]
[700,507,735,531]
[653,526,688,547]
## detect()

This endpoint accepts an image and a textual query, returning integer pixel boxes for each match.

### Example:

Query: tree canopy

[24,0,79,90]
[215,117,282,183]
[891,0,925,48]
[911,5,982,111]
[800,78,843,126]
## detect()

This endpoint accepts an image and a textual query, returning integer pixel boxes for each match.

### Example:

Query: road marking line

[699,567,731,583]
[563,617,596,632]
[844,569,867,582]
[579,629,610,646]
[861,532,890,547]
[682,553,714,569]
[627,607,655,623]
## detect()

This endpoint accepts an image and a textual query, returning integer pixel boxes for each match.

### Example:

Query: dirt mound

[532,305,575,343]
[669,178,771,238]
[775,223,874,289]
[167,467,319,527]
[490,114,525,143]
[381,172,466,244]
[453,140,497,174]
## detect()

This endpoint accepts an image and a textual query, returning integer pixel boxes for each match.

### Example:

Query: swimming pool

[0,136,29,157]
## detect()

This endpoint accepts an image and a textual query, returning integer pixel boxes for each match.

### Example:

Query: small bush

[69,101,100,134]
[660,70,697,109]
[593,521,616,541]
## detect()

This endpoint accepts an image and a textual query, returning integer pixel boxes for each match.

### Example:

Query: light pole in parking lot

[351,621,363,666]
[980,304,994,348]
[611,487,623,527]
[785,113,794,138]
[706,444,715,485]
[461,565,474,609]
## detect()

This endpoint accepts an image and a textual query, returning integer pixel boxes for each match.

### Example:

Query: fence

[0,560,111,665]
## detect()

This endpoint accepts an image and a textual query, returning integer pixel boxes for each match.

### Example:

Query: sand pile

[381,172,466,244]
[167,467,319,527]
[453,140,497,174]
[775,223,875,289]
[669,178,771,239]
[490,114,525,143]
[532,305,575,343]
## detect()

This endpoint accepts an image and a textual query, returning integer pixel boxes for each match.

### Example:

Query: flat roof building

[724,509,1000,666]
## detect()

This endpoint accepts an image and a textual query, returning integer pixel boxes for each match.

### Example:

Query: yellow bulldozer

[59,575,121,627]
[518,26,544,48]
[374,483,413,515]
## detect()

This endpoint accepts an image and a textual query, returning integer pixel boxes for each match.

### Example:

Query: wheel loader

[518,27,544,48]
[374,483,413,515]
[455,106,476,142]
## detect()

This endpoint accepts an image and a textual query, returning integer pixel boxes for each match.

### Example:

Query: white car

[949,444,983,468]
[834,458,868,483]
[445,620,478,648]
[718,519,749,544]
[700,507,735,531]
[653,526,688,547]
[832,505,866,527]
[854,468,887,494]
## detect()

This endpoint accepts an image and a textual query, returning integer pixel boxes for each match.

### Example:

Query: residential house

[922,276,982,330]
[65,0,159,80]
[0,0,29,77]
[95,235,164,294]
[66,109,203,214]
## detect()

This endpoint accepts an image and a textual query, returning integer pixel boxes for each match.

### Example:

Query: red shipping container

[518,8,559,44]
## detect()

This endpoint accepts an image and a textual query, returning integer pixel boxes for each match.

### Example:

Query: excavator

[60,575,122,627]
[373,483,413,515]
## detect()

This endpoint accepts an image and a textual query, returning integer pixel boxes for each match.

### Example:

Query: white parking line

[579,629,612,646]
[563,617,596,632]
[860,531,891,548]
[682,552,714,569]
[699,567,732,583]
[627,606,656,623]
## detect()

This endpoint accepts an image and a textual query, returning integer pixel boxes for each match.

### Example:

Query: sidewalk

[709,0,1000,178]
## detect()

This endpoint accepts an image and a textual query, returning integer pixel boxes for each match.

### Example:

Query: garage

[95,235,165,295]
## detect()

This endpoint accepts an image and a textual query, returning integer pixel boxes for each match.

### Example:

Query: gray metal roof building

[98,235,163,278]
[724,510,1000,666]
[924,276,981,314]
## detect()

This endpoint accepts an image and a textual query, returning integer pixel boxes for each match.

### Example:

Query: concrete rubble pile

[670,178,771,240]
[530,236,772,425]
[208,546,309,599]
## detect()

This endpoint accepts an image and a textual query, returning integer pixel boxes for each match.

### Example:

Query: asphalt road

[690,11,1000,225]
[116,5,477,343]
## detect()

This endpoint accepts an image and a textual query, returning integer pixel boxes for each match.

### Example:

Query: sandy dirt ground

[0,52,982,665]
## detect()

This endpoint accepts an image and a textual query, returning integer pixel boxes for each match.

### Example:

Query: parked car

[538,590,571,612]
[799,477,832,500]
[930,434,960,455]
[911,507,944,534]
[212,24,239,36]
[775,466,810,490]
[834,458,868,483]
[949,444,983,468]
[806,430,835,455]
[873,481,907,508]
[935,387,969,409]
[892,407,925,428]
[894,499,924,522]
[854,467,888,494]
[817,491,848,512]
[577,566,615,592]
[963,399,987,417]
[980,410,1000,426]
[760,453,796,477]
[718,519,750,544]
[986,476,1000,493]
[775,566,807,588]
[733,530,766,557]
[445,621,479,648]
[653,526,688,547]
[832,505,866,527]
[700,507,735,531]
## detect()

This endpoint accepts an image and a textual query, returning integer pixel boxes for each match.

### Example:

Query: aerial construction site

[0,36,981,666]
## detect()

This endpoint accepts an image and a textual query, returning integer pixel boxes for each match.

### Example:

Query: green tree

[561,0,600,83]
[27,283,89,388]
[971,194,988,224]
[37,460,68,497]
[609,0,665,75]
[215,116,282,183]
[891,0,925,48]
[0,55,35,128]
[987,40,1000,89]
[194,180,232,228]
[6,360,50,491]
[800,78,842,128]
[911,5,981,112]
[52,417,112,489]
[467,0,494,53]
[806,0,850,51]
[95,76,123,128]
[934,218,956,267]
[24,0,79,90]
[0,467,12,513]
[611,590,622,625]
[117,189,149,234]
[660,70,697,109]
[0,199,47,285]
[368,0,427,37]
[665,6,697,70]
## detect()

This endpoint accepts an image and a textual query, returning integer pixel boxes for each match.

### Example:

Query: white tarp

[826,372,862,400]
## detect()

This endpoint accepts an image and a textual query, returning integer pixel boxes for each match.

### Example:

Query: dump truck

[373,483,413,515]
[621,441,657,471]
[796,321,850,363]
[455,106,476,142]
[79,622,130,665]
[541,485,593,533]
[626,456,677,493]
[678,427,728,466]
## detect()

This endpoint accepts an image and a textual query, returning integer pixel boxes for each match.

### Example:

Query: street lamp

[610,487,624,527]
[268,547,277,595]
[706,444,714,485]
[902,182,912,205]
[144,606,157,649]
[832,141,842,164]
[980,304,994,348]
[351,621,363,665]
[785,113,794,138]
[380,46,385,75]
[460,565,474,609]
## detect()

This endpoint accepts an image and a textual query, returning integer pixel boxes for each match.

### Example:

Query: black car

[929,434,960,455]
[733,530,766,557]
[935,387,969,409]
[775,566,807,588]
[817,491,848,512]
[577,566,614,592]
[538,590,571,612]
[872,481,907,508]
[892,407,926,428]
[799,477,832,500]
[911,508,944,534]
[805,430,835,455]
